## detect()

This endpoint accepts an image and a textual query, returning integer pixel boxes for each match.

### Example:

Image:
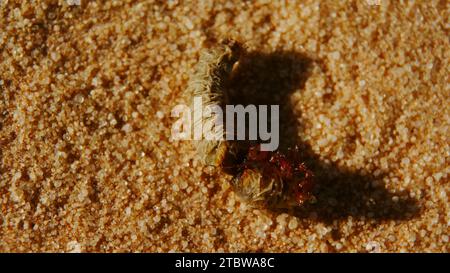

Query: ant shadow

[226,50,420,224]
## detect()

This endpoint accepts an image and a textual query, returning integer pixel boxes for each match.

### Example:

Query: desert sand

[0,0,448,252]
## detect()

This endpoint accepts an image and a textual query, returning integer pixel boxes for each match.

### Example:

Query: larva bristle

[188,39,244,166]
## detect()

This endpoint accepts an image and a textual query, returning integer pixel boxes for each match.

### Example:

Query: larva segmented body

[188,39,243,167]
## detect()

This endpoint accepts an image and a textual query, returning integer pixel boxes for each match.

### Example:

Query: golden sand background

[0,0,448,252]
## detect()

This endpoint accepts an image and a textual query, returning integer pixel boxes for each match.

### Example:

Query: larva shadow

[227,50,420,223]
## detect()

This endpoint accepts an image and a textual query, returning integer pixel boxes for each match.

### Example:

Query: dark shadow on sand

[226,50,420,223]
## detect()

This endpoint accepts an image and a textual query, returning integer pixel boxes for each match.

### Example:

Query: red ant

[230,144,315,209]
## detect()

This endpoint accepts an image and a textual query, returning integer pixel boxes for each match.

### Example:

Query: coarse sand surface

[0,0,448,252]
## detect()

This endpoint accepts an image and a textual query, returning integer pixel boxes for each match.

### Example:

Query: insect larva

[188,39,243,167]
[188,39,315,209]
